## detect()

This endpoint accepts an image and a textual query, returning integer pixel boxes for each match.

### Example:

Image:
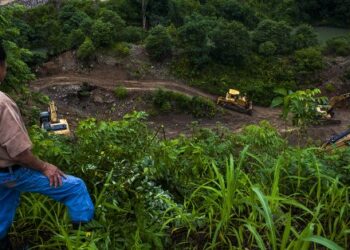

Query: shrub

[325,36,350,56]
[68,29,85,49]
[145,25,172,61]
[258,41,277,56]
[210,20,252,66]
[292,24,318,50]
[114,86,128,99]
[77,37,95,61]
[120,26,144,43]
[294,47,323,75]
[324,82,336,93]
[152,89,216,118]
[112,42,130,57]
[190,96,216,118]
[91,19,114,47]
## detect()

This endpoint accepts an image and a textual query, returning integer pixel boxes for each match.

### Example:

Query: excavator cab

[217,89,253,115]
[40,101,71,136]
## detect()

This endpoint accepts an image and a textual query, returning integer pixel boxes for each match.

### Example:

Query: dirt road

[30,74,350,142]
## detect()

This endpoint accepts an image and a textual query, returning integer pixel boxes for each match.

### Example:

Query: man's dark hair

[0,42,7,65]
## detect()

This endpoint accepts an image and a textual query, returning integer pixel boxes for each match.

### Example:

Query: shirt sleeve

[0,102,32,158]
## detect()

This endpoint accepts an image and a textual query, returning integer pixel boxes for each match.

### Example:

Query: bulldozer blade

[219,102,253,115]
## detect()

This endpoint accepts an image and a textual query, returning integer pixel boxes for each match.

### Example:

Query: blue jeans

[0,166,94,239]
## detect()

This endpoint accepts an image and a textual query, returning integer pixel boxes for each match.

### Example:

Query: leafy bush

[112,42,130,57]
[114,86,128,99]
[68,29,85,49]
[189,96,216,118]
[152,89,216,118]
[292,24,319,50]
[210,20,252,66]
[77,37,95,61]
[258,41,277,56]
[145,25,172,61]
[252,19,293,54]
[15,111,350,249]
[120,26,144,43]
[294,47,323,75]
[325,36,350,56]
[91,19,114,47]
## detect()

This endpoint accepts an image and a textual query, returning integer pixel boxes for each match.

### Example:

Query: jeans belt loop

[9,166,13,174]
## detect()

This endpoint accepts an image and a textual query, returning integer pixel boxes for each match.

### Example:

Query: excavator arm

[329,93,350,109]
[323,129,350,150]
[49,101,59,123]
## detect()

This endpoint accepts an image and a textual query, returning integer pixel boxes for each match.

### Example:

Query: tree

[214,0,260,29]
[69,29,85,49]
[292,24,318,50]
[209,20,251,66]
[294,47,323,77]
[0,6,34,91]
[145,25,172,61]
[280,88,326,129]
[252,19,293,54]
[77,37,95,61]
[91,19,114,47]
[98,8,126,41]
[258,41,277,56]
[178,14,216,67]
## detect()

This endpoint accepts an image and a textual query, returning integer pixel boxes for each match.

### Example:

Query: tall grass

[10,116,349,249]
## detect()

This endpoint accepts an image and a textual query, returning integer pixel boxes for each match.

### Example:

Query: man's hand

[42,163,66,188]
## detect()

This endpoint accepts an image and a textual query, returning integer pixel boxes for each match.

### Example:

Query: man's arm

[13,149,65,188]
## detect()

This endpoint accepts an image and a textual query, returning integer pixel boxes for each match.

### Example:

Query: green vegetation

[4,0,350,106]
[324,35,350,56]
[152,89,217,118]
[114,86,128,99]
[314,27,350,44]
[111,42,130,58]
[9,113,347,249]
[1,1,350,248]
[145,25,172,61]
[77,37,95,62]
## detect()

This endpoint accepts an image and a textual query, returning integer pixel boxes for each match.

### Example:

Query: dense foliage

[3,0,345,105]
[8,112,348,249]
[1,2,350,248]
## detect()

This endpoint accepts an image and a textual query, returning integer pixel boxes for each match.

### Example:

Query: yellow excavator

[316,92,350,125]
[217,89,253,115]
[322,128,350,151]
[40,101,71,136]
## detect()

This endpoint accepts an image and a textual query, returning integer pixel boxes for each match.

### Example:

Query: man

[0,43,94,249]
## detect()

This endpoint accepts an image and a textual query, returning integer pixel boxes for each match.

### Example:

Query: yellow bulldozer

[316,92,350,125]
[322,128,350,151]
[40,101,71,136]
[217,89,253,115]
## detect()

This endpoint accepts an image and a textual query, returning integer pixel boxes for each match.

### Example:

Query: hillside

[0,1,350,249]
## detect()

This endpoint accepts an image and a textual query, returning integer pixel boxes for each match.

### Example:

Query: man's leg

[13,167,94,223]
[0,186,20,250]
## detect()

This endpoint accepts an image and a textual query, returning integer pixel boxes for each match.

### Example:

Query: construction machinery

[316,92,350,125]
[322,128,350,151]
[40,101,71,136]
[217,89,253,115]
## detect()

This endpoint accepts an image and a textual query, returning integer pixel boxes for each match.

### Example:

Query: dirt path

[30,74,349,142]
[32,75,216,100]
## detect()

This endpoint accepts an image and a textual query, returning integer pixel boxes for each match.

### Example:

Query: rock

[93,94,104,104]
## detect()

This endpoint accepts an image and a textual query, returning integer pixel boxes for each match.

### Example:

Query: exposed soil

[29,51,350,144]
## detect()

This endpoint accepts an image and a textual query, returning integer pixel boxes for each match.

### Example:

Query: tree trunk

[142,0,147,30]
